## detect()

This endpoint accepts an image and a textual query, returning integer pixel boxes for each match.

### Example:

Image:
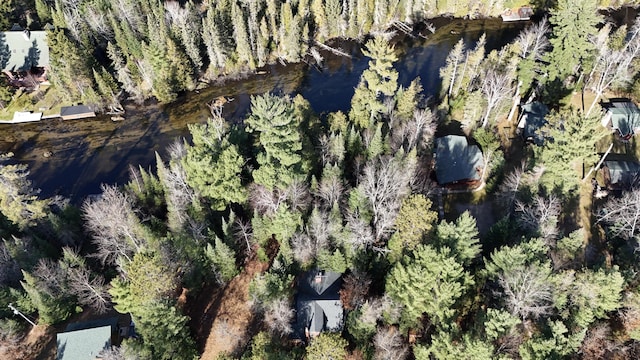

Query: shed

[295,270,343,340]
[501,6,533,21]
[517,101,549,145]
[601,99,640,141]
[60,105,96,120]
[1,28,49,72]
[12,111,42,123]
[434,135,484,186]
[602,160,640,190]
[56,325,112,360]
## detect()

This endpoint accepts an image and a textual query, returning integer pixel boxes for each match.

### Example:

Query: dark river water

[0,18,527,203]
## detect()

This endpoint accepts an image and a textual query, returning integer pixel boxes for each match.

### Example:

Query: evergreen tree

[387,194,437,262]
[246,94,303,190]
[350,36,398,129]
[305,333,348,360]
[440,38,465,98]
[182,117,247,210]
[435,211,481,266]
[546,0,601,81]
[205,237,239,284]
[536,109,607,193]
[132,302,198,360]
[385,245,472,329]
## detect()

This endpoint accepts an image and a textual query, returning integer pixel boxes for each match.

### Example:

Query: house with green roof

[434,135,484,187]
[517,101,549,145]
[56,325,112,360]
[601,99,640,141]
[294,269,344,341]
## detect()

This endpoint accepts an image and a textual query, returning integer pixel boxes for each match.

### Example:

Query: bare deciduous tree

[390,109,437,152]
[515,195,561,242]
[249,184,288,216]
[233,217,255,258]
[98,346,129,360]
[496,161,529,211]
[358,155,414,241]
[62,249,111,314]
[597,188,640,246]
[481,67,514,128]
[373,326,409,360]
[517,18,550,61]
[286,180,311,213]
[315,166,345,208]
[82,185,145,267]
[264,297,295,336]
[339,270,372,310]
[499,265,554,321]
[586,19,640,115]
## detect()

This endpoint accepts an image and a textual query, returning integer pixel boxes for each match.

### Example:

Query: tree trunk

[586,91,601,117]
[507,81,522,123]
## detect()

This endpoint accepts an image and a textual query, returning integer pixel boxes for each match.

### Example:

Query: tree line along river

[0,17,540,203]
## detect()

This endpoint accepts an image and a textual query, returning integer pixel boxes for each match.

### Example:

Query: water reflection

[0,18,524,203]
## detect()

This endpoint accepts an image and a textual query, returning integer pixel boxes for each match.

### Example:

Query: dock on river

[501,6,533,22]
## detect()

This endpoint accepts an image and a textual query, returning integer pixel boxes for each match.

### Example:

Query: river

[0,17,526,203]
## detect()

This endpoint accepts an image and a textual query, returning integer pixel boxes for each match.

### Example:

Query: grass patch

[0,86,68,119]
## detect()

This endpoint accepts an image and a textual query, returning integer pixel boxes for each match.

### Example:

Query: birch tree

[82,185,146,268]
[597,188,640,246]
[586,19,640,115]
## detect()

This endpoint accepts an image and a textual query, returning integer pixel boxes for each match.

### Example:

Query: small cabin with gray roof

[517,101,549,145]
[294,270,344,341]
[601,160,640,190]
[434,135,484,187]
[601,99,640,141]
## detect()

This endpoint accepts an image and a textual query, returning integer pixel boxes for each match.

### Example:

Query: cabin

[295,269,344,341]
[601,160,640,190]
[60,105,96,120]
[1,25,50,84]
[601,99,640,141]
[57,318,117,360]
[434,135,484,187]
[517,101,549,145]
[501,6,533,22]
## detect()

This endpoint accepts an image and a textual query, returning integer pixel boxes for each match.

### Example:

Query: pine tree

[245,94,303,190]
[349,36,398,128]
[387,194,437,262]
[536,109,607,193]
[435,211,481,266]
[305,333,349,360]
[546,0,601,82]
[385,245,473,329]
[440,38,465,98]
[182,118,247,210]
[205,237,239,283]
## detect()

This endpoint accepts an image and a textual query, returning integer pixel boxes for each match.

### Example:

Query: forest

[3,0,640,359]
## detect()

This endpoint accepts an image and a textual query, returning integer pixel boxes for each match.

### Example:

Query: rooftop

[1,28,49,72]
[434,135,484,185]
[56,325,112,360]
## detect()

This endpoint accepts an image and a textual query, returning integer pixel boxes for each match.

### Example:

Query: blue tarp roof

[434,135,484,185]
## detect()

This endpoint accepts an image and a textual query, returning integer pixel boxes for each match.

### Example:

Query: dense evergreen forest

[5,0,640,359]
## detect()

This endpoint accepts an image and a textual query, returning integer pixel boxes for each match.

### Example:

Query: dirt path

[194,241,277,359]
[0,325,57,360]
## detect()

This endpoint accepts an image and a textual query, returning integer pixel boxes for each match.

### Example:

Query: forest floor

[191,242,277,359]
[0,324,57,360]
